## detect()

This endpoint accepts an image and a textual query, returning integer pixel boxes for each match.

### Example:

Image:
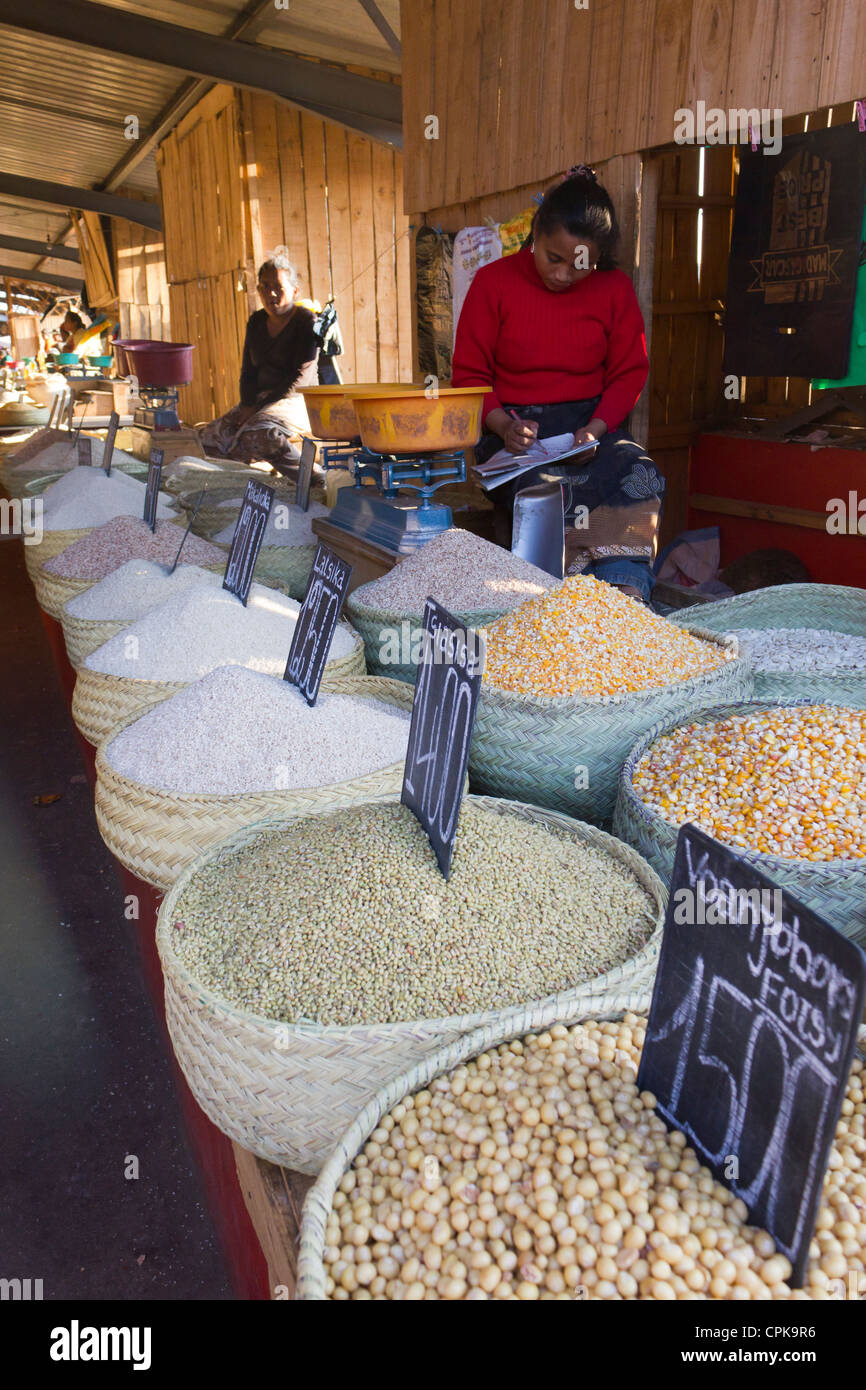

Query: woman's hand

[573,418,607,451]
[485,407,538,454]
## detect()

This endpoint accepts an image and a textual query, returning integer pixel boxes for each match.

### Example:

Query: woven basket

[613,697,866,949]
[24,526,92,583]
[94,675,416,891]
[2,468,66,503]
[71,621,366,746]
[671,583,866,705]
[345,595,508,684]
[298,1019,866,1299]
[33,568,93,620]
[61,611,128,669]
[59,560,227,668]
[297,999,650,1297]
[470,633,753,825]
[155,795,665,1172]
[252,544,317,601]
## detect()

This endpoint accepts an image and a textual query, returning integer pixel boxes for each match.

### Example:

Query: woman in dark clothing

[452,167,664,601]
[200,247,318,477]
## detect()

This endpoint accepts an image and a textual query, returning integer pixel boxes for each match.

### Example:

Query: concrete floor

[0,531,232,1300]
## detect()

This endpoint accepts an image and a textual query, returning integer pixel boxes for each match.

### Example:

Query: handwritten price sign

[639,824,866,1285]
[284,543,353,705]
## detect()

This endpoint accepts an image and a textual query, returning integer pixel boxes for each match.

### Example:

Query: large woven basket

[297,1019,866,1299]
[71,620,366,746]
[671,583,866,704]
[61,611,129,669]
[23,526,92,582]
[613,697,866,948]
[251,544,317,601]
[94,675,415,891]
[2,467,67,503]
[469,633,753,825]
[33,567,93,620]
[155,796,666,1173]
[345,594,507,684]
[59,560,227,668]
[297,1000,650,1298]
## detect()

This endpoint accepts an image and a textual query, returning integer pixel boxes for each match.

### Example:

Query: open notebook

[473,433,598,490]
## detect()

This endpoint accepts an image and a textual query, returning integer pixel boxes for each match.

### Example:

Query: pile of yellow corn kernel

[632,705,866,861]
[481,576,732,698]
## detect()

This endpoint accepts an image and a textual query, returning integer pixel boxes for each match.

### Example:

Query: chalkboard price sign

[143,448,164,532]
[401,599,485,879]
[222,478,274,605]
[296,437,316,513]
[638,823,866,1285]
[284,543,353,706]
[77,435,93,467]
[102,411,120,477]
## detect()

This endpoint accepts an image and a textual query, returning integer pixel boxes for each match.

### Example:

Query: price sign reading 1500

[401,598,485,880]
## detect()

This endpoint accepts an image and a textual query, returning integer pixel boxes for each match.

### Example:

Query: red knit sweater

[452,246,648,431]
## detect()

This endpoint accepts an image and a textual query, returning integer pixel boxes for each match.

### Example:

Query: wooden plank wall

[239,92,413,384]
[400,0,866,213]
[71,211,117,310]
[157,84,414,424]
[113,220,170,341]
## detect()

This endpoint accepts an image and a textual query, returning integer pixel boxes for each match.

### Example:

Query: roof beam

[357,0,402,57]
[0,0,402,145]
[0,234,80,263]
[0,174,161,229]
[0,263,84,291]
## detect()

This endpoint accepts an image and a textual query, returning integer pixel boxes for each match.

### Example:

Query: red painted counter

[41,610,270,1300]
[689,434,866,586]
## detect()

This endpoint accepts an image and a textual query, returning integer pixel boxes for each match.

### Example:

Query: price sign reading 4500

[222,479,274,606]
[638,824,866,1286]
[284,543,353,706]
[401,599,485,880]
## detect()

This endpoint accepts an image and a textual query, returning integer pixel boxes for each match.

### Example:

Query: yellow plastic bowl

[351,386,487,454]
[301,384,409,440]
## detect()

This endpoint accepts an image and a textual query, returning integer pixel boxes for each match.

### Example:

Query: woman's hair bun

[561,164,598,184]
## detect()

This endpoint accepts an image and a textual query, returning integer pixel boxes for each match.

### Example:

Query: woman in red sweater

[452,167,664,601]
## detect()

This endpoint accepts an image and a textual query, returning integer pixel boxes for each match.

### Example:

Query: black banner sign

[724,123,866,377]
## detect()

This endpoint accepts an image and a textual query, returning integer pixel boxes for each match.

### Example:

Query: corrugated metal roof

[0,0,401,287]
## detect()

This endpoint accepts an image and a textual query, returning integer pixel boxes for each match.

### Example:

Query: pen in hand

[504,408,539,454]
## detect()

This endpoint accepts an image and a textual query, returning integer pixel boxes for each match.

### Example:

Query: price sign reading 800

[638,823,866,1286]
[401,599,485,880]
[222,479,274,606]
[284,543,352,706]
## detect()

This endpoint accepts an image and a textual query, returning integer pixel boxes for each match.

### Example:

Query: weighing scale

[326,444,467,554]
[133,384,182,432]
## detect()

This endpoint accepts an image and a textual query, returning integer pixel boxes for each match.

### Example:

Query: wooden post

[630,155,659,447]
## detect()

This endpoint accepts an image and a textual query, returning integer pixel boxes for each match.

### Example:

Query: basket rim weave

[669,582,866,628]
[95,674,415,806]
[474,627,747,709]
[155,794,666,1042]
[618,695,866,875]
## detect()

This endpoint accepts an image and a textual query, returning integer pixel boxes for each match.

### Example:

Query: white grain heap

[352,528,559,617]
[39,465,174,531]
[84,580,355,680]
[213,499,330,548]
[730,627,866,674]
[66,560,221,621]
[106,665,410,793]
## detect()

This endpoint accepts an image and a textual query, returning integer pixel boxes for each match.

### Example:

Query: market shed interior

[1,0,866,1309]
